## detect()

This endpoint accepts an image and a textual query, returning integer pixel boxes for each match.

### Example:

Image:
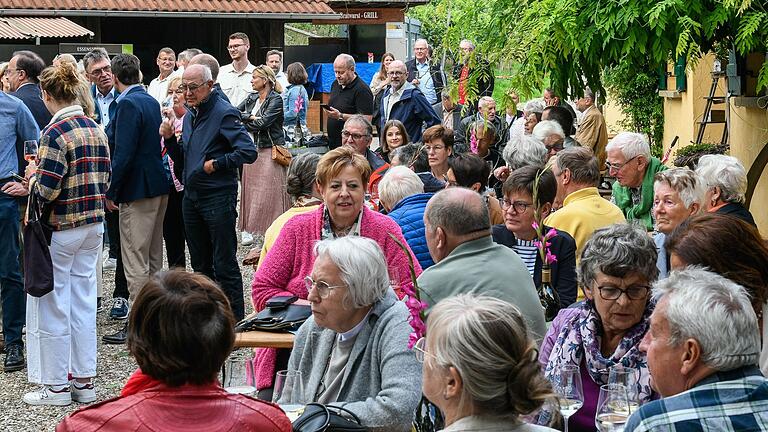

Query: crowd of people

[0,30,767,432]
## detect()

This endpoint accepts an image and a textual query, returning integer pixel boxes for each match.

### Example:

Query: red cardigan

[251,204,422,389]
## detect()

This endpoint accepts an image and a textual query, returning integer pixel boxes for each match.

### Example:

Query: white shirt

[95,87,116,127]
[384,85,404,121]
[218,62,256,107]
[275,70,289,92]
[147,70,179,104]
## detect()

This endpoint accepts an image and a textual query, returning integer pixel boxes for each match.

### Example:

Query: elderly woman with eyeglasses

[538,223,659,431]
[418,294,556,432]
[282,236,422,432]
[251,146,420,397]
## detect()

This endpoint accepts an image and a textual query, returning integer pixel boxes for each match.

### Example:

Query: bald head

[388,60,407,90]
[182,64,213,107]
[189,54,220,80]
[425,188,489,237]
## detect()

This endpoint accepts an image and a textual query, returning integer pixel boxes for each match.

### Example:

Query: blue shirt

[0,92,40,177]
[626,366,768,431]
[415,60,437,104]
[115,84,143,103]
[95,87,116,127]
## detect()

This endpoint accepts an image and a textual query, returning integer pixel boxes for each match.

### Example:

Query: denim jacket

[283,84,308,126]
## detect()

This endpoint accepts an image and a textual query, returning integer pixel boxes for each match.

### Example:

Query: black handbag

[235,301,311,333]
[292,403,366,432]
[23,191,53,297]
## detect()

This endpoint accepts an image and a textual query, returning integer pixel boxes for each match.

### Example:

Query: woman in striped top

[491,165,578,308]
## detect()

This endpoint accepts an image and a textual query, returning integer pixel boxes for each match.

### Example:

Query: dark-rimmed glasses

[179,82,206,93]
[501,199,534,213]
[597,285,650,301]
[341,130,369,141]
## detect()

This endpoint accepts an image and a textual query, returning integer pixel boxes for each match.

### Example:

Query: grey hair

[313,237,390,309]
[695,154,747,204]
[425,188,490,236]
[82,48,110,72]
[606,132,651,160]
[579,223,659,288]
[378,166,424,210]
[653,168,705,209]
[469,119,497,141]
[414,38,430,49]
[503,135,547,170]
[532,120,565,141]
[460,39,475,50]
[344,114,373,137]
[478,96,495,109]
[193,64,213,82]
[653,267,760,371]
[178,48,202,63]
[583,87,596,100]
[524,98,546,114]
[441,90,452,101]
[556,146,600,185]
[427,294,553,417]
[335,53,355,70]
[286,152,320,201]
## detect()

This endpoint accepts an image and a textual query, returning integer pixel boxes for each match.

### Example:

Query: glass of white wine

[608,365,640,413]
[551,364,584,432]
[273,370,306,422]
[595,383,631,432]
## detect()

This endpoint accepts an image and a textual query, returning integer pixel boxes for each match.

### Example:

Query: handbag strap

[326,404,363,424]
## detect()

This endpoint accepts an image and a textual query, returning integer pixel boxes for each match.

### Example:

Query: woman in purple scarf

[538,223,659,430]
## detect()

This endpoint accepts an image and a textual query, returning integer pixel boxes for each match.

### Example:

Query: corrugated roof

[0,0,337,16]
[0,17,93,40]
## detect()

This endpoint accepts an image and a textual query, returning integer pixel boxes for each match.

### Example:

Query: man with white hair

[405,39,444,105]
[456,96,507,149]
[626,267,768,431]
[176,48,202,73]
[575,87,608,168]
[379,166,434,269]
[327,54,374,149]
[380,60,439,143]
[532,120,565,159]
[607,132,667,231]
[695,154,756,226]
[452,39,494,109]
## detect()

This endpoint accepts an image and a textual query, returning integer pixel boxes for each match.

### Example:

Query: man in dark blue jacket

[103,54,170,344]
[8,50,52,129]
[160,64,256,321]
[380,60,440,143]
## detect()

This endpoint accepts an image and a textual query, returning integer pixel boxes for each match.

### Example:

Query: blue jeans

[182,191,244,321]
[0,191,25,348]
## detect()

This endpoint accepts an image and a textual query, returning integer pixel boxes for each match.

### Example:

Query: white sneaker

[241,232,254,246]
[23,385,72,406]
[103,257,117,270]
[71,381,97,403]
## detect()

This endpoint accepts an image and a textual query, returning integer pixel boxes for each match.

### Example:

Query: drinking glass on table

[550,364,584,432]
[273,370,307,422]
[595,383,631,432]
[608,365,640,413]
[24,140,38,163]
[221,354,256,396]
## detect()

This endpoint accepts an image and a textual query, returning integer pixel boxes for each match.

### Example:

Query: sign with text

[314,8,404,25]
[59,43,132,56]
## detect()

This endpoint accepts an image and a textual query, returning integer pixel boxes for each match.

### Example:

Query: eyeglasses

[387,71,405,76]
[341,130,369,141]
[227,44,246,51]
[157,57,175,63]
[88,66,112,77]
[303,276,345,299]
[605,155,639,172]
[442,175,459,188]
[501,199,534,213]
[3,68,22,76]
[597,285,651,301]
[413,337,437,363]
[423,145,445,153]
[178,82,207,93]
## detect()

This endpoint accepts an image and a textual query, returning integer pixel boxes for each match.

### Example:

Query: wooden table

[234,330,295,348]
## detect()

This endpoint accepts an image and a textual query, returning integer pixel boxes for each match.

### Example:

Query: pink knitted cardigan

[250,205,422,389]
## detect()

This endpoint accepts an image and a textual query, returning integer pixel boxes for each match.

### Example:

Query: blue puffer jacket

[387,193,434,270]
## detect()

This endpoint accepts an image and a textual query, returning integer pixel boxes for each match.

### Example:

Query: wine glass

[24,140,38,163]
[608,365,640,413]
[595,383,631,432]
[221,354,256,396]
[273,370,306,422]
[550,364,584,432]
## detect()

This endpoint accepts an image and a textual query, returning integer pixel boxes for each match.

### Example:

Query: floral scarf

[544,300,655,403]
[321,206,363,240]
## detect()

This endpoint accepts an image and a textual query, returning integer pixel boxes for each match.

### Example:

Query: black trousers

[105,209,129,299]
[163,189,186,268]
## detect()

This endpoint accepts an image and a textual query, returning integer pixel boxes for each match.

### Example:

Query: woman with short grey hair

[538,223,659,431]
[652,168,705,278]
[695,154,755,226]
[284,236,422,431]
[503,134,548,170]
[419,294,556,431]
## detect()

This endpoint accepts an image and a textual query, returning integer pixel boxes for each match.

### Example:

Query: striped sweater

[34,105,111,231]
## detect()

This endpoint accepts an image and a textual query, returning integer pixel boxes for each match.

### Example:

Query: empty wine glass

[595,383,631,432]
[221,354,256,396]
[24,140,38,163]
[550,364,584,432]
[608,365,640,413]
[273,370,306,422]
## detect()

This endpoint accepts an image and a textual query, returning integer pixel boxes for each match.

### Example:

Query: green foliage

[603,61,665,157]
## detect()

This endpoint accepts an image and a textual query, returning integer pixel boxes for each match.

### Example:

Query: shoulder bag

[23,189,54,297]
[235,297,311,333]
[292,403,366,432]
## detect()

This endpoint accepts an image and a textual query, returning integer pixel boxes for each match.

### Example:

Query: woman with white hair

[652,168,705,278]
[418,294,556,431]
[284,236,422,432]
[695,154,755,226]
[532,120,565,159]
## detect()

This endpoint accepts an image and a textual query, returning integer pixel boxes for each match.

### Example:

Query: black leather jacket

[237,90,284,148]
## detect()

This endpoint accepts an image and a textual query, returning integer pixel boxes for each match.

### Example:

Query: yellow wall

[603,95,625,138]
[729,102,768,233]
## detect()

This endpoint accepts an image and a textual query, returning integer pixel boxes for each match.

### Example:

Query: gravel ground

[0,236,262,432]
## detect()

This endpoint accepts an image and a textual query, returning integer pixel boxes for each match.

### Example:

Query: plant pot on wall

[673,143,730,169]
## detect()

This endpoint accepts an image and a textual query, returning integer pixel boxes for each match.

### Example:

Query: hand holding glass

[24,140,38,163]
[551,364,584,432]
[595,383,630,432]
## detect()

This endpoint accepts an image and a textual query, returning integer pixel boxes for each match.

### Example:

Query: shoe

[71,381,97,403]
[241,231,254,246]
[4,344,24,372]
[103,257,117,270]
[102,325,127,344]
[96,297,105,314]
[109,297,129,320]
[23,385,72,406]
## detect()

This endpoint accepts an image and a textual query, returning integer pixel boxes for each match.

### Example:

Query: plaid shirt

[34,105,111,231]
[626,366,768,431]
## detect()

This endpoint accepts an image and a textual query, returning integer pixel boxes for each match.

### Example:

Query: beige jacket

[575,105,608,169]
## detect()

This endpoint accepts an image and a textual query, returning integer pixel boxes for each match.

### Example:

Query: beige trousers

[119,195,168,300]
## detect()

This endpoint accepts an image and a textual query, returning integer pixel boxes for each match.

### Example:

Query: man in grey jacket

[419,188,547,341]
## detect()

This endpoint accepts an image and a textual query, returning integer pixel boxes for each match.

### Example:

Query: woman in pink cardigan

[251,146,422,395]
